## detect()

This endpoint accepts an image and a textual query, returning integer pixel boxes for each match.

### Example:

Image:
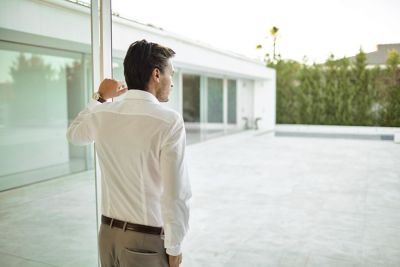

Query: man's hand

[98,79,128,100]
[168,254,182,267]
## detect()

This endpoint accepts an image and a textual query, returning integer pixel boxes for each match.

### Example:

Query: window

[228,79,237,124]
[0,41,93,191]
[207,77,223,123]
[182,74,200,122]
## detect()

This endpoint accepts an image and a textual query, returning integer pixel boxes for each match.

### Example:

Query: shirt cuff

[166,244,182,256]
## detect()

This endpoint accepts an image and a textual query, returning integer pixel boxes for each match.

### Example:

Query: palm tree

[270,26,279,61]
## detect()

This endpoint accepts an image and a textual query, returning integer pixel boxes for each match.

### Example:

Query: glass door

[0,0,103,266]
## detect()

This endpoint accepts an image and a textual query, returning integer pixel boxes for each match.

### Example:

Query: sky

[110,0,400,63]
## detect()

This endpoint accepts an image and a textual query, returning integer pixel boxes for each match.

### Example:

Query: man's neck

[146,85,158,99]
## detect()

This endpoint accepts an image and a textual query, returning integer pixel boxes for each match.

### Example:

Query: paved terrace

[0,131,399,266]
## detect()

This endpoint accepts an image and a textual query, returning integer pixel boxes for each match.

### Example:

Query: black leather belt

[101,215,163,235]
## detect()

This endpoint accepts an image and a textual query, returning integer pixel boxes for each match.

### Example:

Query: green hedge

[268,50,400,127]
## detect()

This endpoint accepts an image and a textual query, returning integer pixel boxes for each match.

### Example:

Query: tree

[381,49,400,126]
[270,26,279,62]
[256,26,279,63]
[265,51,400,126]
[9,54,54,125]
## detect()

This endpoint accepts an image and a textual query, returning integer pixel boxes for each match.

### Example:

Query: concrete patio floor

[1,131,399,266]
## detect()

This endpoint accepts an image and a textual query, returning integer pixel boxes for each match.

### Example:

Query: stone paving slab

[1,132,399,267]
[182,133,400,267]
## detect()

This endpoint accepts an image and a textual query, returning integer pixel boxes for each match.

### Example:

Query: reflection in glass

[182,74,200,122]
[112,57,126,102]
[207,78,223,123]
[0,42,92,190]
[0,38,97,267]
[112,57,124,83]
[0,42,92,191]
[228,79,237,124]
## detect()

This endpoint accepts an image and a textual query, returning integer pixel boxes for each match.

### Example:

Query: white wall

[0,0,274,81]
[0,0,91,44]
[237,79,254,129]
[112,17,274,80]
[254,71,276,131]
[0,0,276,132]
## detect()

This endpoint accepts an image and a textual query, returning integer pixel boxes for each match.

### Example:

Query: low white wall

[275,124,400,143]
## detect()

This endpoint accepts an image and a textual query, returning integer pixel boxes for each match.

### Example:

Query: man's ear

[152,68,160,82]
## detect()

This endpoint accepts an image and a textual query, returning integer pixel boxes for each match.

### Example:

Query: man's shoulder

[155,105,183,124]
[91,101,121,112]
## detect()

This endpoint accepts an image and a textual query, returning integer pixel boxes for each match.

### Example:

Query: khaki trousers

[99,223,169,267]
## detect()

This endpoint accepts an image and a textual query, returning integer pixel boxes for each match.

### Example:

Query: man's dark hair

[123,39,175,90]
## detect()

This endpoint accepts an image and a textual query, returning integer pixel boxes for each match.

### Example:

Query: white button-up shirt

[67,89,191,256]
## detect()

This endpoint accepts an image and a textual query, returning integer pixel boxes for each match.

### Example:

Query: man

[67,40,191,267]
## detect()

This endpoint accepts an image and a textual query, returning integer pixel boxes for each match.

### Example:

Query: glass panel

[0,4,97,265]
[183,74,200,123]
[112,57,125,102]
[0,41,93,190]
[112,57,125,83]
[207,77,223,123]
[228,79,237,124]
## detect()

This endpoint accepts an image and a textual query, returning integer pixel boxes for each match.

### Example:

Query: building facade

[350,43,400,66]
[0,0,276,191]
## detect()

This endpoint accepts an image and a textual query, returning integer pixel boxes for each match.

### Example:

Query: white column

[100,0,113,80]
[91,0,100,92]
[91,0,112,255]
[91,0,112,88]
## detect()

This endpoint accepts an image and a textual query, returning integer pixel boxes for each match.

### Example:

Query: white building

[0,0,275,190]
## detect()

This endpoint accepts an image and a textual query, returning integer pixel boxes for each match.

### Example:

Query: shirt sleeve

[66,99,100,145]
[160,115,192,256]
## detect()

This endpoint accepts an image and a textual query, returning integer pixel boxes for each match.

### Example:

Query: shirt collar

[124,89,160,104]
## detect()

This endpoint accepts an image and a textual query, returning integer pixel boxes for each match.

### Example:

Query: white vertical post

[91,0,100,92]
[90,2,101,266]
[100,0,112,80]
[91,3,112,265]
[91,0,112,88]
